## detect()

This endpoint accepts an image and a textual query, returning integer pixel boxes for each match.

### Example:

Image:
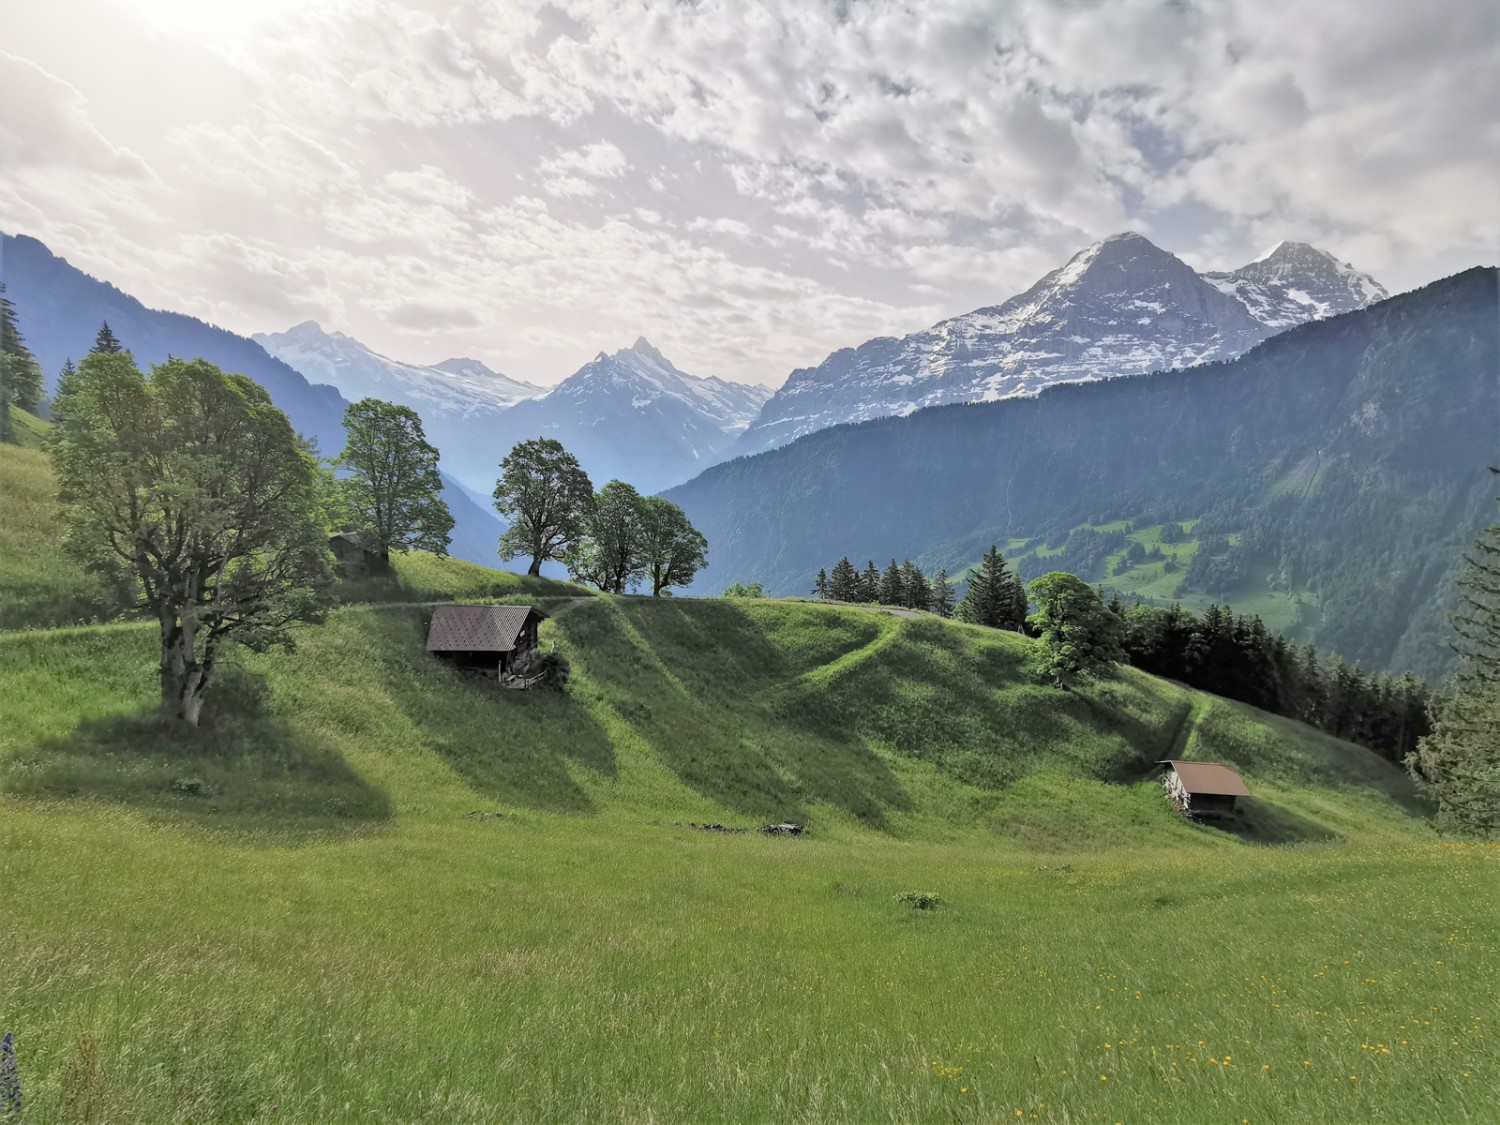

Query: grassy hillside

[0,411,118,630]
[1,478,1494,1120]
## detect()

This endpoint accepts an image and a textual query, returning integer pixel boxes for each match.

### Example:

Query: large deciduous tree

[568,479,649,593]
[1026,571,1124,688]
[1406,471,1500,836]
[638,495,708,596]
[333,398,453,562]
[493,438,594,575]
[50,354,333,725]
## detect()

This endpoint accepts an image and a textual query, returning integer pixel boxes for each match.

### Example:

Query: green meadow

[1,435,1496,1122]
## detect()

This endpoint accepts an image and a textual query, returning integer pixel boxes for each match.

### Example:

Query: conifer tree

[878,559,904,606]
[898,560,929,609]
[957,545,1027,629]
[92,322,124,354]
[1406,472,1500,836]
[829,556,859,601]
[930,569,956,618]
[812,568,830,600]
[0,284,46,442]
[859,561,880,603]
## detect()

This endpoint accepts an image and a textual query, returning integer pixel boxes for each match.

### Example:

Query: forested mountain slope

[667,268,1499,680]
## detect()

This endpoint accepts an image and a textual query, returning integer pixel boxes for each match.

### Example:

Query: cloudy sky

[2,0,1495,387]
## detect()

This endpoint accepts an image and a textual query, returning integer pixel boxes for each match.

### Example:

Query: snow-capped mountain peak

[254,322,542,417]
[738,232,1388,455]
[1205,242,1387,327]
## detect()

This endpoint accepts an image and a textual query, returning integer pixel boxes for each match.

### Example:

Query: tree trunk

[159,612,212,727]
[528,556,542,576]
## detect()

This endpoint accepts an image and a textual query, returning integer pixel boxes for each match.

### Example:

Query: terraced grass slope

[1,444,1493,1122]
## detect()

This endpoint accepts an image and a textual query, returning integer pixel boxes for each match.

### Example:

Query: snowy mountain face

[739,232,1386,455]
[1203,241,1388,328]
[256,325,771,495]
[488,338,773,493]
[254,322,543,419]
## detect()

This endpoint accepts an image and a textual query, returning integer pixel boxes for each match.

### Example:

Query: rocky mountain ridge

[738,232,1386,454]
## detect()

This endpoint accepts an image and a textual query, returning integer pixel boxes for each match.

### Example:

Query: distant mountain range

[737,233,1387,454]
[666,268,1498,682]
[257,323,771,495]
[0,233,506,568]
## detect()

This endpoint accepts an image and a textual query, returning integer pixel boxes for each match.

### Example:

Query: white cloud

[0,0,1493,390]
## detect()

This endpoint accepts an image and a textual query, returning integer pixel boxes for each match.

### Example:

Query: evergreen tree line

[811,556,955,616]
[1116,599,1432,763]
[811,546,1030,628]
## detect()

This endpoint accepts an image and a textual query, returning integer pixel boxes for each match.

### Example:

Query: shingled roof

[426,605,546,653]
[1158,760,1251,797]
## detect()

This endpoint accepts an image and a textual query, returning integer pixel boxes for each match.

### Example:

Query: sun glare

[119,0,301,37]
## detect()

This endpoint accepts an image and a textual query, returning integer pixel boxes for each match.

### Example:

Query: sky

[2,0,1496,388]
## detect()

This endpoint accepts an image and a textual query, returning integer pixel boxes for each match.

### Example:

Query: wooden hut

[1158,760,1251,818]
[426,605,547,678]
[328,532,387,579]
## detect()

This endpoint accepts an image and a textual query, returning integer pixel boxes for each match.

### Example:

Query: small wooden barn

[1158,760,1251,818]
[328,532,387,579]
[426,605,547,678]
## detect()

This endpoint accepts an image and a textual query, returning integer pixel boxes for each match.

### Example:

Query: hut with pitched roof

[426,604,547,679]
[1158,760,1251,819]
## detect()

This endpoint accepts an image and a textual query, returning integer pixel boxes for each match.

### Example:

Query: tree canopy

[568,479,649,593]
[333,398,453,560]
[49,353,332,725]
[638,494,708,596]
[493,438,594,575]
[1026,571,1124,688]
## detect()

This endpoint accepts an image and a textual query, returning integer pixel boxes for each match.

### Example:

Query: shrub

[895,891,941,910]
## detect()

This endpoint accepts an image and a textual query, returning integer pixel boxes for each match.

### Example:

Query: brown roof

[1159,760,1251,797]
[426,605,546,653]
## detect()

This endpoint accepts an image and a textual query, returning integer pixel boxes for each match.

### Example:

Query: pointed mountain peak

[623,336,668,363]
[1250,240,1330,265]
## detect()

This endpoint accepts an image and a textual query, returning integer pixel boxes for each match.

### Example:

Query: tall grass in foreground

[0,808,1493,1122]
[0,594,1490,1121]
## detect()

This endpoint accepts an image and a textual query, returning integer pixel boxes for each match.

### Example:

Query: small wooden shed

[426,605,547,677]
[328,532,388,579]
[1158,760,1251,819]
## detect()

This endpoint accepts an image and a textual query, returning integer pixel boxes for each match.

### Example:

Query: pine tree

[878,560,904,606]
[859,561,880,603]
[930,569,956,618]
[829,556,859,601]
[0,284,46,442]
[812,568,830,600]
[957,545,1027,629]
[1406,471,1500,836]
[902,561,930,610]
[92,322,123,354]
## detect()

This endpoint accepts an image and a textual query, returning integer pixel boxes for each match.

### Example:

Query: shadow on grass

[0,666,391,837]
[781,616,1123,792]
[571,598,913,828]
[1204,798,1341,845]
[370,606,613,814]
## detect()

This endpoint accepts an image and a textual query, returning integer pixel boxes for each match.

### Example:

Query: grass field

[0,414,118,631]
[1,445,1496,1122]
